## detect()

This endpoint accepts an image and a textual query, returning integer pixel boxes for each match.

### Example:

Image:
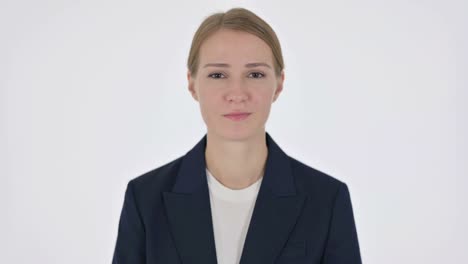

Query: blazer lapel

[163,132,306,264]
[239,133,307,264]
[163,134,217,264]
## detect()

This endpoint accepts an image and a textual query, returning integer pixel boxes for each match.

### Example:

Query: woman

[112,7,362,264]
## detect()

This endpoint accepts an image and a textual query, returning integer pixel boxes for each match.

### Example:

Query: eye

[208,72,226,79]
[248,72,265,79]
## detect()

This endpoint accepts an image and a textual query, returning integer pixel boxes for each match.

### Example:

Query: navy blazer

[112,132,362,264]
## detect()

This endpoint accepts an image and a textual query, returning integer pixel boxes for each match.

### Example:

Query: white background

[2,0,466,263]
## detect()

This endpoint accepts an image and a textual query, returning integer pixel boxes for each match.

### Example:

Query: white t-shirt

[206,168,263,264]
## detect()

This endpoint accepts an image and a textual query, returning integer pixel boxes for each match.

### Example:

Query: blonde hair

[187,7,284,78]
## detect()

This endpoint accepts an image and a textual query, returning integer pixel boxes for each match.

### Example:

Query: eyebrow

[203,62,272,69]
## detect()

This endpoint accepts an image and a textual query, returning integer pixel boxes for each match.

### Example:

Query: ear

[272,70,285,102]
[187,70,199,101]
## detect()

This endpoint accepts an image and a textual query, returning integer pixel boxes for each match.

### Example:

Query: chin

[211,126,264,142]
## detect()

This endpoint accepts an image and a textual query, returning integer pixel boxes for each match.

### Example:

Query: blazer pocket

[279,240,307,258]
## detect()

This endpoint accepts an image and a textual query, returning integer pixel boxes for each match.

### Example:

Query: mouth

[223,112,252,121]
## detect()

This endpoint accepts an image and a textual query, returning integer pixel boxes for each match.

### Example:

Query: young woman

[112,7,362,264]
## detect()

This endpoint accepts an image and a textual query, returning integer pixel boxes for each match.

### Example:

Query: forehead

[198,29,273,65]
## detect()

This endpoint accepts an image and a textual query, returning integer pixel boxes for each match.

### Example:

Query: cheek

[252,80,277,98]
[252,88,275,108]
[198,89,219,110]
[197,89,222,123]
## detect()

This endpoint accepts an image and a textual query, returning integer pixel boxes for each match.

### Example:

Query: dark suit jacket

[112,132,362,264]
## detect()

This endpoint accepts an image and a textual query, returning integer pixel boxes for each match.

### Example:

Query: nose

[225,79,248,103]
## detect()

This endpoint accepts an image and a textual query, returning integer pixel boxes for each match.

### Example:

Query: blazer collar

[162,131,306,264]
[172,131,296,196]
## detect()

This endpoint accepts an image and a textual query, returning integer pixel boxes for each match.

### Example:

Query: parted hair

[187,7,284,78]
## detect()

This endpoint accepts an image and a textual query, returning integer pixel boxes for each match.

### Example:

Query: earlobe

[191,89,199,101]
[273,71,285,102]
[273,91,280,102]
[187,71,199,102]
[273,88,281,102]
[188,83,198,101]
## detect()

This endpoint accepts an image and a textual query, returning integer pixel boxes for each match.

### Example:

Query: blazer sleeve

[322,182,362,264]
[112,180,146,264]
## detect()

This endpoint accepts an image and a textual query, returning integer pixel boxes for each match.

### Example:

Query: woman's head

[187,8,285,141]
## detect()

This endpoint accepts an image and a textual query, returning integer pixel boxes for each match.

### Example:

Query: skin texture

[187,29,285,189]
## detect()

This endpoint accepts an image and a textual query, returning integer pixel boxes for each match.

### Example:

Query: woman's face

[188,29,284,141]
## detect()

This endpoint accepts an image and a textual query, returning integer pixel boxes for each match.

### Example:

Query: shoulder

[288,156,348,200]
[127,155,184,197]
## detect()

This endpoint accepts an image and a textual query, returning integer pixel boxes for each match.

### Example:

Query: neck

[205,131,268,190]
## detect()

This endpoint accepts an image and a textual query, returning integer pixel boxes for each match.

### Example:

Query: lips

[224,112,251,121]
